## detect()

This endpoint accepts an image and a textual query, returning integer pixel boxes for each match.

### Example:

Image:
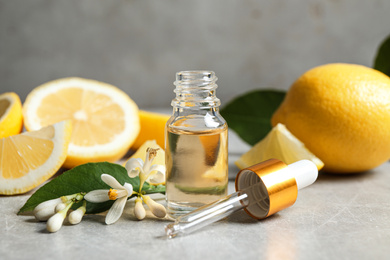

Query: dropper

[165,159,318,238]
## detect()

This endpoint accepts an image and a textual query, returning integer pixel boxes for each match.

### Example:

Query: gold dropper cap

[235,159,298,219]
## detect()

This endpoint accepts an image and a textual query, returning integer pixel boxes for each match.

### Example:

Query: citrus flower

[125,148,165,190]
[84,174,133,225]
[126,147,167,220]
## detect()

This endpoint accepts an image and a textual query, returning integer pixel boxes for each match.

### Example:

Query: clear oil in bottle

[165,71,228,217]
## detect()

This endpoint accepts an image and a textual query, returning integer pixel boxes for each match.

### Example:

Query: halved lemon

[0,120,72,195]
[0,92,23,138]
[124,140,165,185]
[132,110,170,150]
[236,123,324,170]
[23,78,140,168]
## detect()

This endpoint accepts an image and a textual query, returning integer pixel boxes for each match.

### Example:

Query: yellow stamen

[108,189,118,200]
[146,147,159,160]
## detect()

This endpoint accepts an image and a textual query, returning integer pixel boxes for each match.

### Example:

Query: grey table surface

[1,129,390,260]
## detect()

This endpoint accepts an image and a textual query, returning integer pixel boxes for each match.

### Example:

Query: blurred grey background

[1,0,389,109]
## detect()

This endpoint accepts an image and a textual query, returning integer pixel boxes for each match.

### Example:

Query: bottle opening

[172,70,220,108]
[174,70,218,88]
[176,70,216,82]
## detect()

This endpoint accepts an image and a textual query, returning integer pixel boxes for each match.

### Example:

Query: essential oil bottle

[165,71,228,218]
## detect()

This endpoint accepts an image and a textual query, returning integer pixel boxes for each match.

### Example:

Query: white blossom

[125,148,165,186]
[84,174,133,225]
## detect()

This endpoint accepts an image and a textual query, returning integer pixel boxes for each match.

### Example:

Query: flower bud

[33,198,62,221]
[134,198,146,220]
[143,196,166,218]
[46,212,66,233]
[55,203,67,213]
[46,201,73,232]
[68,201,86,225]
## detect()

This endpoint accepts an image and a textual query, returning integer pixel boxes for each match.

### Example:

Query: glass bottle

[165,70,228,218]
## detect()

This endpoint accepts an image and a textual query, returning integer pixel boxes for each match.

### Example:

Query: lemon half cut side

[0,92,23,138]
[0,120,72,195]
[23,77,140,168]
[236,123,324,170]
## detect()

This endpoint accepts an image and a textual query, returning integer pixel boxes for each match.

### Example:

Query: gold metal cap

[235,159,298,219]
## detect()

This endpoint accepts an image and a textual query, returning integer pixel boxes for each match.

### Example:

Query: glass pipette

[165,159,318,238]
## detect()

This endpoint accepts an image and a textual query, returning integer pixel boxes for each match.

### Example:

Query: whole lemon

[271,63,390,173]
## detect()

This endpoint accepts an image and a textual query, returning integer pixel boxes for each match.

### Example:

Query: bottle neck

[171,106,220,117]
[171,71,221,109]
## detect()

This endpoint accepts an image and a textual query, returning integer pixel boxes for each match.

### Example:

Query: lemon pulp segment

[0,120,72,195]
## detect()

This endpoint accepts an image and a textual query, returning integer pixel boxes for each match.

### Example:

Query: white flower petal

[123,183,133,195]
[101,174,124,190]
[84,190,110,203]
[128,169,140,178]
[105,197,127,225]
[116,189,128,198]
[146,165,166,183]
[147,172,165,184]
[149,165,166,175]
[125,158,144,177]
[143,158,152,172]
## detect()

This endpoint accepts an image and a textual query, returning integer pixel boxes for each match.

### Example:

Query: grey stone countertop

[1,130,390,260]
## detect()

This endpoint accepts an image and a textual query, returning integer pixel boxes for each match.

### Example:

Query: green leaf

[374,34,390,76]
[143,184,166,194]
[18,162,165,215]
[220,90,285,145]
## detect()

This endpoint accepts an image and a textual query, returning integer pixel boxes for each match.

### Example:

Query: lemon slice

[0,92,23,138]
[124,140,165,185]
[23,78,140,168]
[0,120,72,195]
[132,110,170,150]
[236,123,324,170]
